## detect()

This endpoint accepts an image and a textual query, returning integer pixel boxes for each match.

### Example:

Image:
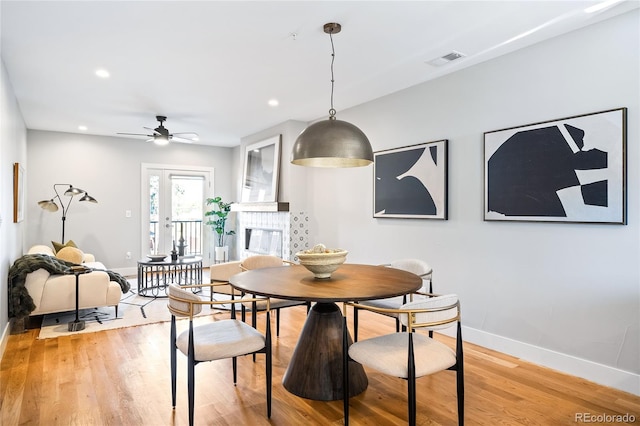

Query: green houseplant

[205,196,235,248]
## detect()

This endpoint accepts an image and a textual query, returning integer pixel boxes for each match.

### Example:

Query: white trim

[456,326,640,396]
[0,322,10,363]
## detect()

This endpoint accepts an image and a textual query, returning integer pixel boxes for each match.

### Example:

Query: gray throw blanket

[8,254,131,319]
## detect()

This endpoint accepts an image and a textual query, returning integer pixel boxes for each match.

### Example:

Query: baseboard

[456,326,639,396]
[0,321,11,364]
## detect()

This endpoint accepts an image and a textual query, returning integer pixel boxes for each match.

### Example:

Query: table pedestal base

[283,302,367,401]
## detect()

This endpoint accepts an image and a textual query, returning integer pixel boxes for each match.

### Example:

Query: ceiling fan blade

[171,136,195,143]
[143,127,161,135]
[117,132,153,137]
[171,132,199,137]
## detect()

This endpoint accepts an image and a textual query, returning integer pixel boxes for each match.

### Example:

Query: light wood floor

[1,305,638,425]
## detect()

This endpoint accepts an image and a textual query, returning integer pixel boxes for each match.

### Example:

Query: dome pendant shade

[291,118,373,167]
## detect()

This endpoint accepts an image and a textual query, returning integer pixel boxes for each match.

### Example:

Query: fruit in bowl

[296,244,348,279]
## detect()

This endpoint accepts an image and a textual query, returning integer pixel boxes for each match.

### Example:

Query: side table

[137,256,203,297]
[68,266,91,332]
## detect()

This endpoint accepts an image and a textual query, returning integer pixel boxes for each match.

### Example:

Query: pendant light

[291,23,373,168]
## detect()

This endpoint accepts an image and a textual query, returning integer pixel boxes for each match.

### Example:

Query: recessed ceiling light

[268,99,279,107]
[78,125,88,131]
[95,69,110,78]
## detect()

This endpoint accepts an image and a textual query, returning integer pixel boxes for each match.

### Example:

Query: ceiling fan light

[291,118,373,167]
[154,134,170,146]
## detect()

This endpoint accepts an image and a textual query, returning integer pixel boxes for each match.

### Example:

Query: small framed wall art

[374,139,448,219]
[13,162,25,223]
[241,135,281,203]
[484,107,627,224]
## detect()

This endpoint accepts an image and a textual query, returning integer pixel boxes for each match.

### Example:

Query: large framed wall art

[13,162,25,223]
[374,140,448,219]
[241,135,281,203]
[484,107,627,224]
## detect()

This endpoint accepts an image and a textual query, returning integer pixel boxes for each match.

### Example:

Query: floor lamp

[38,184,98,244]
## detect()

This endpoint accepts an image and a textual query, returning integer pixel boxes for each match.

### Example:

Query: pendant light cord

[329,31,336,119]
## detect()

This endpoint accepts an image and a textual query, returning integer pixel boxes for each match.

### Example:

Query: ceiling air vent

[427,51,466,66]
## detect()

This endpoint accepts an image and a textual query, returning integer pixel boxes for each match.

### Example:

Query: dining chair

[240,255,310,337]
[353,258,433,341]
[343,293,463,425]
[168,283,272,426]
[209,260,243,305]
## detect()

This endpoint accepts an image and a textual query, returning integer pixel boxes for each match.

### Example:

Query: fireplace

[237,211,309,261]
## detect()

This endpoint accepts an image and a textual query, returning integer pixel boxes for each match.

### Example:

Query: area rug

[37,278,238,339]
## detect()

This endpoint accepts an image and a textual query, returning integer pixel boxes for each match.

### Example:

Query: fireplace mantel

[231,202,289,212]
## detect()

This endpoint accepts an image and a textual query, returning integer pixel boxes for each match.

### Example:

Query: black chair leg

[266,312,272,418]
[233,356,238,384]
[276,308,280,337]
[342,315,349,425]
[408,333,416,426]
[170,316,177,408]
[187,323,196,426]
[353,307,359,342]
[456,322,464,425]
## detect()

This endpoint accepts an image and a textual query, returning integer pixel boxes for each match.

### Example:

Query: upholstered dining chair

[168,283,272,426]
[240,255,310,337]
[209,260,243,304]
[353,258,433,341]
[343,293,463,425]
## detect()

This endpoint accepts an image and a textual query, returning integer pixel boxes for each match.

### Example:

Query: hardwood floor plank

[1,305,638,425]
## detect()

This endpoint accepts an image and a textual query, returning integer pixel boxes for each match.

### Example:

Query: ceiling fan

[117,115,199,145]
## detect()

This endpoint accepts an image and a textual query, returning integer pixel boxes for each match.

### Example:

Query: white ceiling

[1,1,637,147]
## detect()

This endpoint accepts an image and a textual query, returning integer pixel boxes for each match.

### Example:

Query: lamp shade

[79,193,98,203]
[64,186,85,196]
[291,118,373,167]
[38,199,59,212]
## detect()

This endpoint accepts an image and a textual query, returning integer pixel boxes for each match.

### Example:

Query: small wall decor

[374,140,448,219]
[241,135,281,203]
[484,107,627,224]
[13,162,25,223]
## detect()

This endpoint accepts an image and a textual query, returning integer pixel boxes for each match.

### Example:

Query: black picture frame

[484,107,627,224]
[241,135,281,203]
[374,140,448,219]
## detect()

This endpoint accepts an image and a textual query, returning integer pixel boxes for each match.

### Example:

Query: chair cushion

[176,319,266,362]
[168,284,203,316]
[349,332,456,379]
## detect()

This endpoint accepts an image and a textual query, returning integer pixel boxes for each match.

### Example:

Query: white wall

[300,11,639,394]
[0,58,28,352]
[26,131,235,270]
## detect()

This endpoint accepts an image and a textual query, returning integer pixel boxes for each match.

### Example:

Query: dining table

[229,263,422,401]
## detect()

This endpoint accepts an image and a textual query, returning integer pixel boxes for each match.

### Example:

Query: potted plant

[205,196,235,262]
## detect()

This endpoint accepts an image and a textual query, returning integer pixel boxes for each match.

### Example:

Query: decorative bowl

[296,244,348,279]
[147,254,167,262]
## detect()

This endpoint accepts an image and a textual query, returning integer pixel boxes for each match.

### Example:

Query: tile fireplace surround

[237,211,310,261]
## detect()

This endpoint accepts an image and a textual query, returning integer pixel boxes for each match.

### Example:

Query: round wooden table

[229,263,422,401]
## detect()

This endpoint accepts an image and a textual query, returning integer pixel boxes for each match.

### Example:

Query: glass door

[142,165,214,266]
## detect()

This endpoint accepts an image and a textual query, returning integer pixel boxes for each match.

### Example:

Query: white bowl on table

[296,244,348,279]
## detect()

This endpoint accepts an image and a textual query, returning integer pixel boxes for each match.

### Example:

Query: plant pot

[214,246,229,262]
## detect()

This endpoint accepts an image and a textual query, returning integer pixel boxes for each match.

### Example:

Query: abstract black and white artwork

[484,108,627,224]
[241,135,281,203]
[374,140,448,219]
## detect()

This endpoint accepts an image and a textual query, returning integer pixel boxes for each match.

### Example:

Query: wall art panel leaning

[374,140,448,219]
[484,107,627,224]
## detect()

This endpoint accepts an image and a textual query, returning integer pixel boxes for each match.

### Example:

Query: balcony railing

[149,220,204,256]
